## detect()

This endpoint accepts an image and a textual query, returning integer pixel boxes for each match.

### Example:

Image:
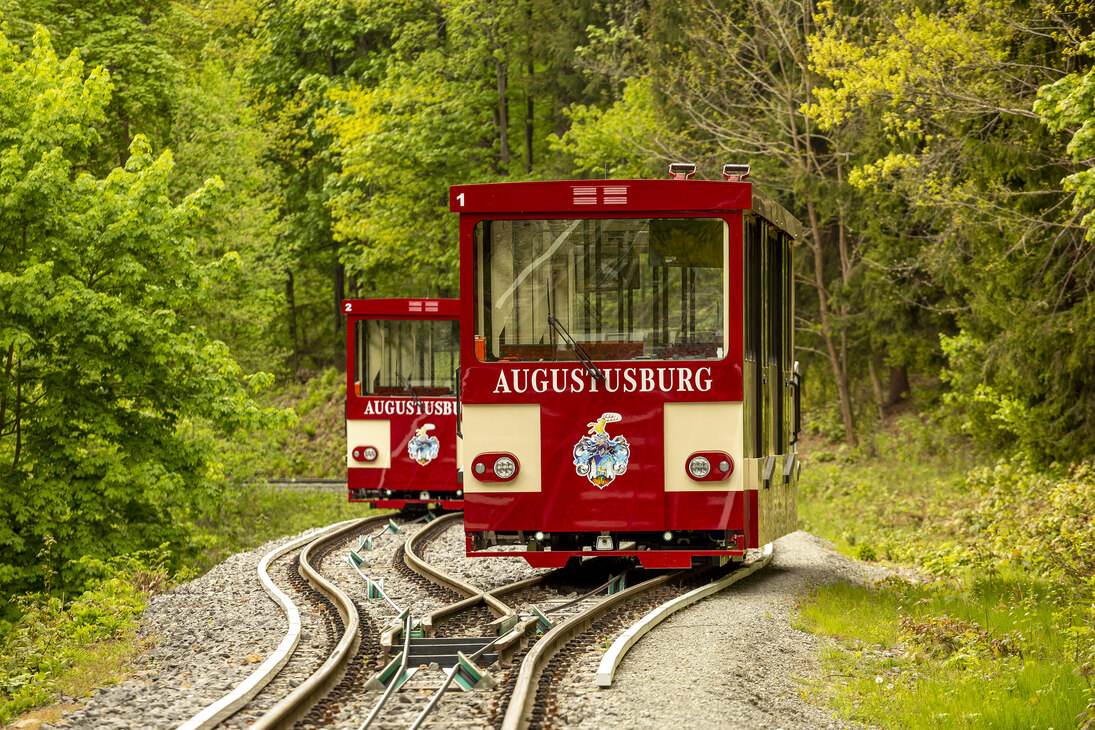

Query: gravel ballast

[42,524,881,729]
[550,530,878,729]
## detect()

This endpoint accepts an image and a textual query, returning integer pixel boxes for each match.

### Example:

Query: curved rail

[402,512,515,621]
[595,544,774,686]
[248,516,378,730]
[501,569,681,730]
[175,518,378,730]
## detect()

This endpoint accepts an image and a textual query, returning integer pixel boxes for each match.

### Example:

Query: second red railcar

[344,298,462,511]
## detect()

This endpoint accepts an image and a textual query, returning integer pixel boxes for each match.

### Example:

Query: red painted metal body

[344,298,462,510]
[452,178,801,568]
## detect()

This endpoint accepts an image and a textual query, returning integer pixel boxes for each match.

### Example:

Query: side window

[766,224,784,453]
[744,216,762,458]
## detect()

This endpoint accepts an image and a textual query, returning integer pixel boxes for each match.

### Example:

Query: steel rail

[248,516,377,730]
[422,572,546,635]
[595,544,774,686]
[265,478,347,491]
[500,569,681,730]
[172,519,354,730]
[407,620,505,730]
[402,512,515,621]
[408,567,634,730]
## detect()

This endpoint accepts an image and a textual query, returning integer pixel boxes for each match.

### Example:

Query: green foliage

[0,547,166,724]
[210,367,344,484]
[548,76,668,178]
[1037,38,1095,241]
[0,24,284,603]
[1,0,185,170]
[188,481,376,574]
[801,421,1095,727]
[797,579,1087,729]
[806,0,1095,462]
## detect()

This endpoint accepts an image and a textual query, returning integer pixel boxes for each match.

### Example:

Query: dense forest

[2,0,1095,622]
[4,0,1095,724]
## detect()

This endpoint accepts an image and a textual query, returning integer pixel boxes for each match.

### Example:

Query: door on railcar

[744,216,798,544]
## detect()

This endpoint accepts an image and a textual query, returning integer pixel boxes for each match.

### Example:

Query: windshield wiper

[547,316,606,383]
[396,371,425,414]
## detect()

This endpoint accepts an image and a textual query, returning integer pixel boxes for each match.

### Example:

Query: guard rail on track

[595,543,774,686]
[501,569,681,730]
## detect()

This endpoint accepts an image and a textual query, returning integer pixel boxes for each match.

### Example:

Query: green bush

[0,548,168,725]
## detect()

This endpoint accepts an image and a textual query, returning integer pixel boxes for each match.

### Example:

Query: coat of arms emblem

[407,423,440,465]
[572,412,631,489]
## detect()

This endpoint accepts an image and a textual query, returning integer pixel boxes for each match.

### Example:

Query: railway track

[175,514,391,730]
[177,514,773,730]
[264,478,347,491]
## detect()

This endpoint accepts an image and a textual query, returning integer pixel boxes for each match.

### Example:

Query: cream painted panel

[346,419,391,469]
[663,402,743,492]
[456,430,464,473]
[462,404,541,493]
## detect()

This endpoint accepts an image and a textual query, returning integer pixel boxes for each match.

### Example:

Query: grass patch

[4,484,381,724]
[797,580,1087,729]
[797,416,1095,728]
[0,548,157,725]
[188,483,381,573]
[55,637,148,700]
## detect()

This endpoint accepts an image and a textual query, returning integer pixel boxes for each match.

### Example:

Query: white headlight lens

[473,462,486,475]
[363,447,378,461]
[494,456,516,479]
[688,456,711,478]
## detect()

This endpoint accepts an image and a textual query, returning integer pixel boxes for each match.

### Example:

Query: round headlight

[494,456,516,479]
[663,531,674,542]
[363,446,378,462]
[718,459,732,473]
[688,456,711,479]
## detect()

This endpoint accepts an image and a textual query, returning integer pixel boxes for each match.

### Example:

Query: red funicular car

[344,298,462,511]
[451,164,801,568]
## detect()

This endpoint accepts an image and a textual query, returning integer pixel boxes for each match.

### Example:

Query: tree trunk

[495,58,509,168]
[12,365,21,469]
[525,60,534,173]
[287,272,300,377]
[868,351,885,420]
[806,201,857,446]
[334,262,345,335]
[886,365,910,408]
[0,343,12,438]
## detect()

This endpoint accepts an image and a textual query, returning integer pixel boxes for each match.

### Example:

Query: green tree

[0,25,281,601]
[807,0,1094,460]
[0,0,184,170]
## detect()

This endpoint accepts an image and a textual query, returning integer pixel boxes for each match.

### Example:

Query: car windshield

[355,319,459,396]
[473,218,726,362]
